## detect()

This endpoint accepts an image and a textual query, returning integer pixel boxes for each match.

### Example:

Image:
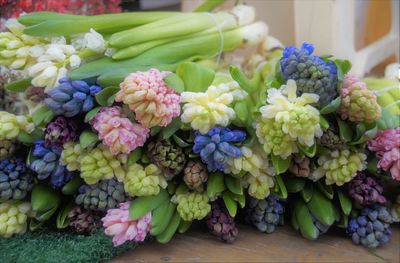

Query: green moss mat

[0,229,138,263]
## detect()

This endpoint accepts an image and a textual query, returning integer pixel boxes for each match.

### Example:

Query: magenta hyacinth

[90,106,149,155]
[101,202,151,246]
[348,173,386,205]
[115,68,181,128]
[44,116,78,148]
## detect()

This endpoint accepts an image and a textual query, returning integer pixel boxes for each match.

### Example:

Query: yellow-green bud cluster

[312,149,367,186]
[177,193,211,221]
[0,111,34,140]
[60,142,87,171]
[0,201,31,238]
[124,163,165,197]
[80,144,127,184]
[247,173,275,199]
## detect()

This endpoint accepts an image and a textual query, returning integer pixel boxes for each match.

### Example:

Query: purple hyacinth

[348,173,386,205]
[45,77,101,117]
[280,42,338,107]
[193,126,246,172]
[30,140,73,188]
[347,205,392,248]
[44,116,79,148]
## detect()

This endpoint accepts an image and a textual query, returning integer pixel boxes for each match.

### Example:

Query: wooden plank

[112,225,399,263]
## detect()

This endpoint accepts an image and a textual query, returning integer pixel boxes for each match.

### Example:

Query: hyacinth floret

[45,77,101,117]
[116,68,180,128]
[246,195,284,233]
[44,115,79,148]
[0,201,31,238]
[280,42,338,107]
[177,193,211,221]
[124,163,166,197]
[90,106,149,155]
[206,201,238,243]
[0,111,34,140]
[0,158,33,201]
[348,173,386,205]
[193,126,246,172]
[60,141,87,171]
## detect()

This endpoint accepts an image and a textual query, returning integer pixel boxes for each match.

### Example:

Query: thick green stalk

[193,0,225,12]
[18,12,86,26]
[23,12,179,37]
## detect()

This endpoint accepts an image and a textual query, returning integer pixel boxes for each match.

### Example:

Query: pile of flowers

[0,3,399,257]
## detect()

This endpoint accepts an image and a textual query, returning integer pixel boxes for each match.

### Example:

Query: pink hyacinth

[368,128,400,158]
[378,148,400,181]
[90,106,149,155]
[116,68,181,128]
[341,74,367,96]
[102,202,152,247]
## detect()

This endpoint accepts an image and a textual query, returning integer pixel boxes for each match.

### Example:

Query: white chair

[294,0,399,76]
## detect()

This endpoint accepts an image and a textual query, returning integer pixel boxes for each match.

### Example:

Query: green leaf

[95,86,119,106]
[161,118,182,139]
[229,65,257,93]
[225,176,243,195]
[350,124,378,145]
[301,182,314,203]
[164,73,184,93]
[150,126,161,136]
[79,130,98,148]
[175,183,189,195]
[193,0,224,12]
[274,174,288,199]
[319,115,330,130]
[84,107,101,123]
[62,176,83,195]
[31,105,54,127]
[320,96,341,114]
[172,134,191,148]
[298,143,316,158]
[128,148,142,165]
[367,157,378,174]
[207,172,225,198]
[26,148,34,166]
[176,62,215,92]
[222,191,237,217]
[285,177,306,193]
[336,117,353,142]
[234,101,249,123]
[271,154,291,175]
[377,108,400,130]
[334,59,352,74]
[17,129,43,144]
[5,78,33,92]
[31,184,61,221]
[317,181,334,199]
[56,201,75,229]
[338,190,352,216]
[231,192,246,208]
[307,189,335,226]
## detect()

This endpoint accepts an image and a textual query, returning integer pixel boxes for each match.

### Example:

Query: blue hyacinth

[280,42,338,107]
[45,77,101,117]
[193,126,246,172]
[30,140,73,188]
[347,205,392,248]
[0,158,34,201]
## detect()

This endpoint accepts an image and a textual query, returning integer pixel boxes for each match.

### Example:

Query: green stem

[193,0,225,12]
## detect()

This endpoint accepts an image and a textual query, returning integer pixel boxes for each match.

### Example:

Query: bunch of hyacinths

[347,205,393,248]
[79,144,127,184]
[280,42,338,107]
[368,128,400,181]
[0,201,31,237]
[317,128,346,150]
[0,140,18,160]
[255,80,322,159]
[183,160,208,192]
[68,206,101,234]
[75,179,128,211]
[288,155,310,178]
[348,173,386,205]
[0,111,34,140]
[206,201,238,243]
[124,163,166,197]
[181,81,247,134]
[146,138,186,180]
[338,74,381,123]
[45,77,101,117]
[44,116,79,148]
[60,142,87,171]
[193,126,246,172]
[116,69,180,128]
[311,149,367,186]
[246,195,284,234]
[102,202,151,246]
[0,158,34,201]
[30,140,73,188]
[90,106,149,155]
[177,192,211,221]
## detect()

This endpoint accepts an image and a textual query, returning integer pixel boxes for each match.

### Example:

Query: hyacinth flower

[280,42,338,107]
[0,158,34,201]
[193,126,246,172]
[255,80,322,159]
[0,111,35,140]
[348,173,386,205]
[338,74,381,123]
[60,141,88,172]
[124,163,166,197]
[90,106,149,155]
[177,193,211,221]
[0,201,31,238]
[368,128,400,181]
[44,116,79,148]
[181,81,247,134]
[102,202,151,246]
[45,77,101,117]
[116,68,180,128]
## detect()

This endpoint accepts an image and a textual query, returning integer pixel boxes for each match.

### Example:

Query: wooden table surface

[112,225,399,263]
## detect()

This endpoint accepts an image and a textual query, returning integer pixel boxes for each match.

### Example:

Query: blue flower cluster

[45,77,101,117]
[0,158,33,201]
[193,126,246,172]
[280,42,338,107]
[30,140,74,188]
[347,205,392,248]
